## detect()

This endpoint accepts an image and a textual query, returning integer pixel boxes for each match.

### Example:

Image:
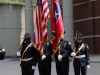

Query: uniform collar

[60,39,64,42]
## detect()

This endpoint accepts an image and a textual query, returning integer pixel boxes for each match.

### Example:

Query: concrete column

[25,0,33,37]
[62,0,74,44]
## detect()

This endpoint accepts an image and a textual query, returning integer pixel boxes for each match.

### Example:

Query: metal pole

[25,0,33,37]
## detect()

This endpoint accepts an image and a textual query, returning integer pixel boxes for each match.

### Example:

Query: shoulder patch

[46,41,49,46]
[87,45,89,49]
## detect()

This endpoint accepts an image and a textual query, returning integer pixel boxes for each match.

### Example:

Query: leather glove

[32,66,36,70]
[87,65,90,69]
[71,52,76,57]
[41,55,46,60]
[16,51,21,57]
[58,55,63,61]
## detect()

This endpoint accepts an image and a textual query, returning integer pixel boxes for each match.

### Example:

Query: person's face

[76,38,83,43]
[25,38,31,42]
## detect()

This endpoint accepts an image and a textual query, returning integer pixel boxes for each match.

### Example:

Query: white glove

[32,66,36,70]
[87,65,90,69]
[58,55,63,61]
[71,52,76,57]
[41,55,46,60]
[16,51,21,57]
[2,48,5,52]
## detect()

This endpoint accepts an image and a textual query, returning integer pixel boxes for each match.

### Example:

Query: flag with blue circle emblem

[51,0,64,53]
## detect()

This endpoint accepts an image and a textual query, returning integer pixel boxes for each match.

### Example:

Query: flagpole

[39,0,44,56]
[51,0,53,33]
[38,0,41,28]
[39,0,43,42]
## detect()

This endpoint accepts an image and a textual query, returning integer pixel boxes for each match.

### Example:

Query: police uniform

[17,33,37,75]
[54,39,72,75]
[71,32,90,75]
[37,40,53,75]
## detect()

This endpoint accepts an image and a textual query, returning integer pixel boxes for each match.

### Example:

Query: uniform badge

[64,43,66,48]
[46,42,49,46]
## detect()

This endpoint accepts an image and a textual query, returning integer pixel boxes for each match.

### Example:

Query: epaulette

[63,40,71,48]
[64,40,71,45]
[84,43,89,49]
[87,45,89,49]
[68,42,71,45]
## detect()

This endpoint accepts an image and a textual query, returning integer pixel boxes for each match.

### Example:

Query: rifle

[73,31,78,52]
[19,39,25,52]
[19,39,25,62]
[72,31,78,62]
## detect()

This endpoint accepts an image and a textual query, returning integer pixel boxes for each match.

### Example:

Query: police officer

[16,33,37,75]
[71,32,90,75]
[37,39,53,75]
[54,31,72,75]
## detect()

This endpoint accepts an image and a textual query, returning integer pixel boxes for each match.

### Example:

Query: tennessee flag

[51,0,64,53]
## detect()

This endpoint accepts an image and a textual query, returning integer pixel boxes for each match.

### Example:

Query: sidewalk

[90,54,100,62]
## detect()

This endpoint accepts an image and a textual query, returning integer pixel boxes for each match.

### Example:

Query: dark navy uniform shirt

[54,39,72,63]
[73,42,90,66]
[20,41,37,67]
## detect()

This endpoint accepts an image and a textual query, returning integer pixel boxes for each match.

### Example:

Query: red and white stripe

[34,0,50,52]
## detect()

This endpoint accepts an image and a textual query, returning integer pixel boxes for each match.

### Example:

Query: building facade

[0,0,35,56]
[73,0,100,54]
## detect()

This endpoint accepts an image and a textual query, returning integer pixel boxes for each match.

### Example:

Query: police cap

[24,33,31,39]
[76,32,83,39]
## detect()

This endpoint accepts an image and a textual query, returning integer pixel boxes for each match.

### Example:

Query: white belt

[74,55,85,58]
[20,57,33,61]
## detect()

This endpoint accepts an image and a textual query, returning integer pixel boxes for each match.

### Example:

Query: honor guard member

[37,39,53,75]
[16,33,37,75]
[54,31,72,75]
[71,32,90,75]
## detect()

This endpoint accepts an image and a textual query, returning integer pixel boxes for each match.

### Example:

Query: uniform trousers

[38,62,51,75]
[21,66,34,75]
[56,62,69,75]
[74,65,87,75]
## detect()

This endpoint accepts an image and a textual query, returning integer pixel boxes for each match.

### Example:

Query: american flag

[34,0,50,54]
